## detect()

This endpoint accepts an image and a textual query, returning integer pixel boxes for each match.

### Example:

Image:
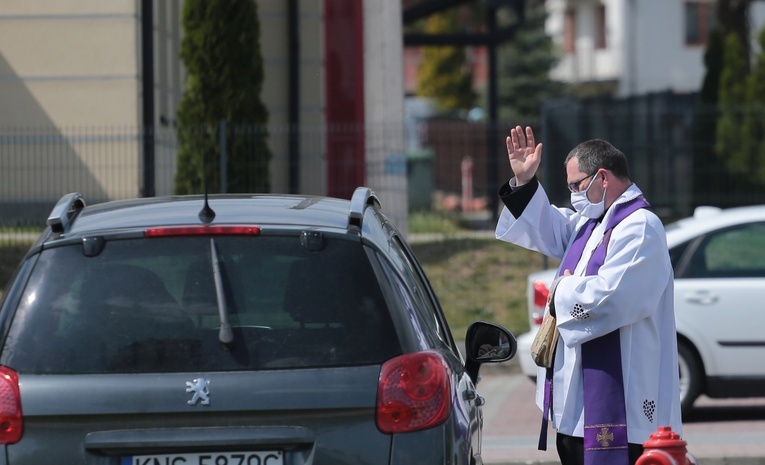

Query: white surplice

[496,181,683,443]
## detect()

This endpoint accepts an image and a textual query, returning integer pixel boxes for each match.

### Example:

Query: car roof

[42,188,390,244]
[665,204,765,246]
[69,195,350,233]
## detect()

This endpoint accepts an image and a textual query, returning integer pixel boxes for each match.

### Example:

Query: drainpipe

[141,0,155,197]
[288,0,300,194]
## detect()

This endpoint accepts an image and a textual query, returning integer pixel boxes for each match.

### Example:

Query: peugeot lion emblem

[185,377,210,405]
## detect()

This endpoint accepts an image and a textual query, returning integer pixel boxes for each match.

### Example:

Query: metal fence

[0,126,179,224]
[2,92,765,246]
[540,92,765,217]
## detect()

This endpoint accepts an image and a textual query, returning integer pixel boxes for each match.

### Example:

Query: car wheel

[678,342,702,416]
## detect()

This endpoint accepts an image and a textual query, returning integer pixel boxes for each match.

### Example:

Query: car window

[669,240,691,271]
[1,235,400,374]
[683,222,765,278]
[380,236,453,350]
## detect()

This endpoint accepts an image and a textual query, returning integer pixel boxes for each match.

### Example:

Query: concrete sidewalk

[476,363,765,465]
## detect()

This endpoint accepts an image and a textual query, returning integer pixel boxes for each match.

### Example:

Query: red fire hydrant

[636,426,697,465]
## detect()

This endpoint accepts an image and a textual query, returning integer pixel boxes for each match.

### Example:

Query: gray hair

[564,139,631,181]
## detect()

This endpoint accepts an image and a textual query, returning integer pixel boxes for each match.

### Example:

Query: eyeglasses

[567,173,597,193]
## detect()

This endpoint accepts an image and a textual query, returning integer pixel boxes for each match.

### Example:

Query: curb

[488,456,765,465]
[475,363,765,465]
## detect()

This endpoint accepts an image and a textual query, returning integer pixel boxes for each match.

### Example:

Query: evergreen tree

[175,0,271,195]
[416,10,475,112]
[744,25,765,184]
[715,33,748,178]
[700,29,724,105]
[693,28,725,205]
[716,0,751,64]
[696,1,757,206]
[497,0,562,122]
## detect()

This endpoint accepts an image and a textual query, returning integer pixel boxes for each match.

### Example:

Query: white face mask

[570,175,606,218]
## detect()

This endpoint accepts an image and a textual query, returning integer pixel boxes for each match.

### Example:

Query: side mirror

[464,321,517,384]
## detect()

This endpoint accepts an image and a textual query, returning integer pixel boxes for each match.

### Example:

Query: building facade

[0,0,407,230]
[546,0,765,97]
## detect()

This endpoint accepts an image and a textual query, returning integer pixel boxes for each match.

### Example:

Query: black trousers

[556,433,644,465]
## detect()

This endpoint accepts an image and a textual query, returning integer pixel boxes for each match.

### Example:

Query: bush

[175,0,271,195]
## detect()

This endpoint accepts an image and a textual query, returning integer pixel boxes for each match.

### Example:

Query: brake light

[533,280,550,308]
[532,280,550,325]
[376,351,451,434]
[144,226,260,237]
[0,366,22,444]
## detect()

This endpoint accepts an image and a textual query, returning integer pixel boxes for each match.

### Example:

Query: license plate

[121,450,283,465]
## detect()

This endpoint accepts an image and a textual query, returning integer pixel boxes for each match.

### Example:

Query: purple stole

[538,196,650,465]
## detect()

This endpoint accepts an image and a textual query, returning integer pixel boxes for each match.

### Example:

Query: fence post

[461,156,474,212]
[219,119,227,194]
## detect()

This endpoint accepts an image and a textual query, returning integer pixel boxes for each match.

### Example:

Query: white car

[516,205,765,414]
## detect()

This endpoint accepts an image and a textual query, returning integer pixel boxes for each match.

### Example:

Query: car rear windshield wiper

[210,238,234,347]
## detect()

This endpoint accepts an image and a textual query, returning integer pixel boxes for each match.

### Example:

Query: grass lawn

[0,244,31,290]
[411,238,553,339]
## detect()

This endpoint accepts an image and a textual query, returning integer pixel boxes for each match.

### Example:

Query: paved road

[476,363,765,465]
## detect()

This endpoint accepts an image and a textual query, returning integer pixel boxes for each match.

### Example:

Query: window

[2,236,400,373]
[595,4,607,49]
[669,240,691,271]
[685,1,716,46]
[682,223,765,278]
[384,236,454,350]
[564,8,576,54]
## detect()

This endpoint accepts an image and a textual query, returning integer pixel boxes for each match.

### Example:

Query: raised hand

[506,125,542,186]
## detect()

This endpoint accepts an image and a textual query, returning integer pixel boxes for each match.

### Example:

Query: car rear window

[1,235,401,374]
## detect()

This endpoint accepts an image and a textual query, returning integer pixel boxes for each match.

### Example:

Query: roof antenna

[198,148,216,224]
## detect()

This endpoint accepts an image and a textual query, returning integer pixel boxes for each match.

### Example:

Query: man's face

[566,158,603,201]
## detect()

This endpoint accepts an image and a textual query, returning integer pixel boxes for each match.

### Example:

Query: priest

[495,126,683,465]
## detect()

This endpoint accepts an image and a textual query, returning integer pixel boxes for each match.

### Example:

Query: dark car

[0,187,516,464]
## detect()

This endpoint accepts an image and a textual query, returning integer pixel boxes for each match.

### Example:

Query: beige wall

[0,0,140,128]
[0,0,183,202]
[0,0,323,202]
[153,0,184,196]
[363,0,407,233]
[259,0,325,195]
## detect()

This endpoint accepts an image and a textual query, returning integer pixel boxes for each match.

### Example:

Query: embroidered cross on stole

[538,195,650,465]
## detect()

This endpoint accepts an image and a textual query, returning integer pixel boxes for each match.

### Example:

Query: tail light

[376,351,451,434]
[145,226,260,237]
[0,366,22,444]
[532,280,550,325]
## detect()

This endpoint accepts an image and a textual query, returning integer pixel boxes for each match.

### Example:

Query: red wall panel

[324,0,365,199]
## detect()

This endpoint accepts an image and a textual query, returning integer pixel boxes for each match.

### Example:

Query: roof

[665,204,765,246]
[44,188,384,239]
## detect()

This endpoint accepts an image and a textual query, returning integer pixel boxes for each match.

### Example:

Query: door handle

[683,291,718,305]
